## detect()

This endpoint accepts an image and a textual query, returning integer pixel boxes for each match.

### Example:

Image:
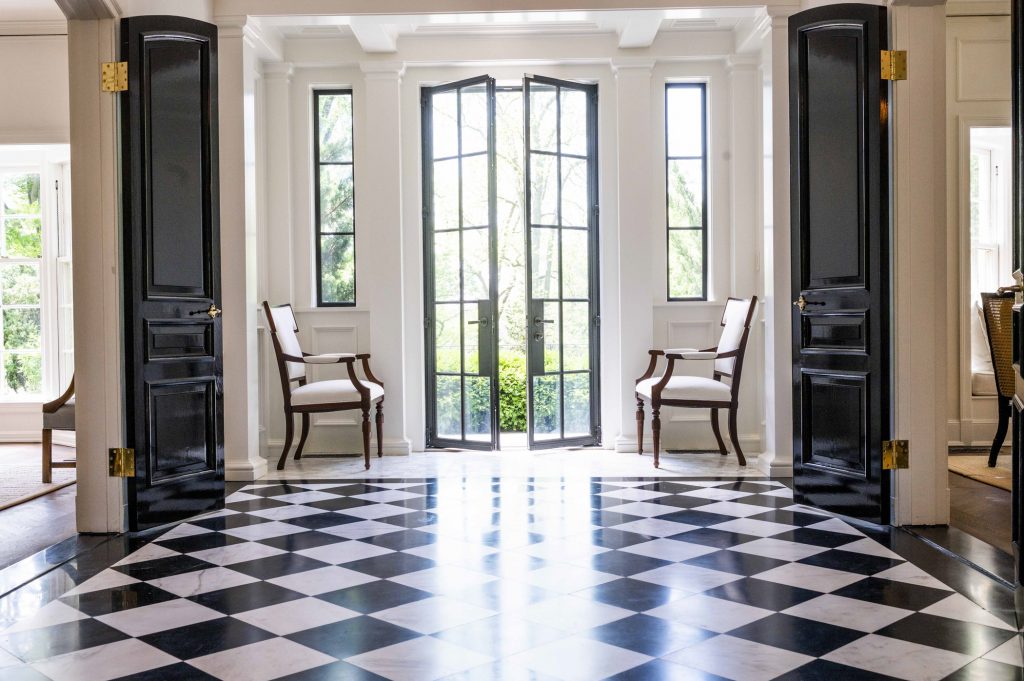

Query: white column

[68,17,126,533]
[760,9,794,477]
[728,54,765,454]
[890,0,949,525]
[219,20,266,480]
[262,63,294,305]
[612,59,656,453]
[360,62,411,454]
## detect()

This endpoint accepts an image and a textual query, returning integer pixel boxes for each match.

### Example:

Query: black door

[1011,0,1024,585]
[121,16,224,531]
[790,4,891,522]
[523,75,601,449]
[422,76,500,450]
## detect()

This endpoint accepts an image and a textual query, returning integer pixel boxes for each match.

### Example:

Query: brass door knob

[793,295,825,312]
[207,304,222,319]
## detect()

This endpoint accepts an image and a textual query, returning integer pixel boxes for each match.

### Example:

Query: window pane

[318,94,352,162]
[464,376,491,440]
[667,86,704,157]
[5,353,40,395]
[531,227,559,299]
[462,227,490,301]
[320,234,354,304]
[460,87,489,156]
[319,165,353,233]
[2,174,40,215]
[434,303,461,373]
[432,91,458,159]
[668,229,703,299]
[561,229,588,300]
[533,375,561,440]
[529,84,558,153]
[4,308,40,350]
[561,157,588,227]
[530,153,558,225]
[433,230,459,302]
[560,89,587,156]
[667,159,703,228]
[1,264,40,305]
[435,375,462,439]
[433,158,459,231]
[461,154,489,228]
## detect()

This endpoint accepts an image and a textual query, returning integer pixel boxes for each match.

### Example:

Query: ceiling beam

[349,17,400,53]
[616,15,662,48]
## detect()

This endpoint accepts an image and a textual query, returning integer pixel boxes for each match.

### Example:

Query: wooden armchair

[635,297,758,468]
[262,302,384,470]
[42,376,75,483]
[980,291,1014,467]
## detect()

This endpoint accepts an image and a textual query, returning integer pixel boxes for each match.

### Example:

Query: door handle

[190,304,221,319]
[793,295,825,312]
[533,317,554,325]
[533,332,544,342]
[468,318,489,327]
[997,285,1022,294]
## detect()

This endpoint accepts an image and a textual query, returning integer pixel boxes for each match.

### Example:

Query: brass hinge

[880,51,907,81]
[108,448,135,477]
[882,440,909,470]
[101,62,128,92]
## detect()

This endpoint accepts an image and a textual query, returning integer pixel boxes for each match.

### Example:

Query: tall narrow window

[0,171,43,395]
[314,90,355,306]
[665,83,707,300]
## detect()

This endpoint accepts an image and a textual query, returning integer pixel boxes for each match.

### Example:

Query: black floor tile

[0,618,128,662]
[189,581,306,615]
[227,553,330,580]
[683,549,788,576]
[59,582,179,616]
[727,612,865,656]
[316,580,433,613]
[111,554,215,581]
[585,613,715,657]
[139,616,275,658]
[577,578,685,611]
[285,615,420,658]
[831,577,954,611]
[942,657,1024,681]
[773,659,903,680]
[587,550,673,577]
[701,576,820,611]
[874,612,1018,657]
[273,660,391,681]
[339,552,435,578]
[797,549,903,576]
[664,528,761,549]
[257,531,350,552]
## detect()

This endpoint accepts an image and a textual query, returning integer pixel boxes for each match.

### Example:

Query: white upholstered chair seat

[291,379,384,406]
[636,375,731,403]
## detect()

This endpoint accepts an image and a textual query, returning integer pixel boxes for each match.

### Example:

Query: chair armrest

[302,353,356,364]
[43,377,75,414]
[666,351,717,360]
[664,348,698,354]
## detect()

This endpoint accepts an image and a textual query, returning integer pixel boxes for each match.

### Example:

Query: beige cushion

[268,305,306,381]
[43,398,75,431]
[637,376,731,403]
[291,380,383,406]
[716,298,756,375]
[972,370,997,397]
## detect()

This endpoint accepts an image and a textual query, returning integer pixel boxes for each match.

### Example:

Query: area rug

[0,447,76,511]
[948,454,1012,492]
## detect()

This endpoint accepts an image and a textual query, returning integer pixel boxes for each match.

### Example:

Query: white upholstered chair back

[268,304,306,381]
[715,298,756,376]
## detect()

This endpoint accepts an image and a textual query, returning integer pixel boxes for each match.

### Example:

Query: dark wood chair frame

[635,296,758,468]
[981,290,1015,467]
[42,376,75,483]
[263,302,384,470]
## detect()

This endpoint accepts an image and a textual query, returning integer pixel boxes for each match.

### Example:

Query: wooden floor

[948,469,1012,555]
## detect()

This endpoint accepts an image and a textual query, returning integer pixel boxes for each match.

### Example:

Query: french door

[422,76,499,450]
[423,74,600,450]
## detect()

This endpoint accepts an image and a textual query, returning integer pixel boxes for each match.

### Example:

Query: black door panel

[122,16,224,531]
[790,4,891,523]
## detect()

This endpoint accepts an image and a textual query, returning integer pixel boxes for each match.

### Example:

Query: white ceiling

[0,0,65,22]
[259,8,760,52]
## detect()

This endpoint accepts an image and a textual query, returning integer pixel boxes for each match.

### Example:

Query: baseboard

[756,452,793,478]
[264,437,412,457]
[225,456,268,482]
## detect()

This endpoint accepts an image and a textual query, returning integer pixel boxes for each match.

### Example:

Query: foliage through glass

[0,172,43,394]
[315,91,355,305]
[666,84,707,300]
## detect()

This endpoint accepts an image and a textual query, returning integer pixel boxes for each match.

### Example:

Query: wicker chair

[980,291,1014,467]
[42,376,75,483]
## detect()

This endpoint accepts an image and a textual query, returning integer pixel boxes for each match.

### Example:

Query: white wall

[0,34,69,144]
[255,29,770,462]
[0,31,72,444]
[944,10,1012,447]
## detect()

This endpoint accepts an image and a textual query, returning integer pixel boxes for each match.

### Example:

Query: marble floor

[0,476,1021,680]
[259,448,761,481]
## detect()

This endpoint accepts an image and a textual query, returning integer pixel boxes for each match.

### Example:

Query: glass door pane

[423,76,499,449]
[524,75,600,448]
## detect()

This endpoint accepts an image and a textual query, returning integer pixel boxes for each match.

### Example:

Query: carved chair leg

[636,398,645,456]
[295,414,310,460]
[362,407,371,470]
[728,406,746,467]
[376,400,384,458]
[278,413,294,471]
[710,408,728,456]
[989,397,1011,467]
[652,403,661,469]
[42,428,52,484]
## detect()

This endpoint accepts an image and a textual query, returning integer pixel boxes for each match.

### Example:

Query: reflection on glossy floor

[0,476,1021,680]
[260,449,762,481]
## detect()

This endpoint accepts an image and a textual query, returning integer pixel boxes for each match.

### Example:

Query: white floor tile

[318,520,405,539]
[872,562,953,591]
[295,539,394,564]
[727,537,829,562]
[983,636,1024,667]
[518,563,619,592]
[505,635,652,681]
[31,638,179,681]
[708,518,799,537]
[822,634,974,681]
[646,593,772,633]
[632,562,742,593]
[2,600,88,634]
[611,517,700,537]
[62,569,140,596]
[782,594,914,632]
[347,634,494,681]
[666,634,814,681]
[516,594,633,633]
[113,542,180,567]
[920,593,1017,632]
[369,596,495,635]
[677,488,752,501]
[187,637,337,681]
[232,597,359,636]
[188,541,286,566]
[267,565,378,595]
[148,566,259,597]
[96,598,223,636]
[220,521,310,541]
[753,562,866,593]
[620,538,719,562]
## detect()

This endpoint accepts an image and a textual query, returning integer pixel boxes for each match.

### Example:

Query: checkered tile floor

[0,478,1021,681]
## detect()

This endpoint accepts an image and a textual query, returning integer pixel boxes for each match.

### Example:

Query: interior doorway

[422,75,600,451]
